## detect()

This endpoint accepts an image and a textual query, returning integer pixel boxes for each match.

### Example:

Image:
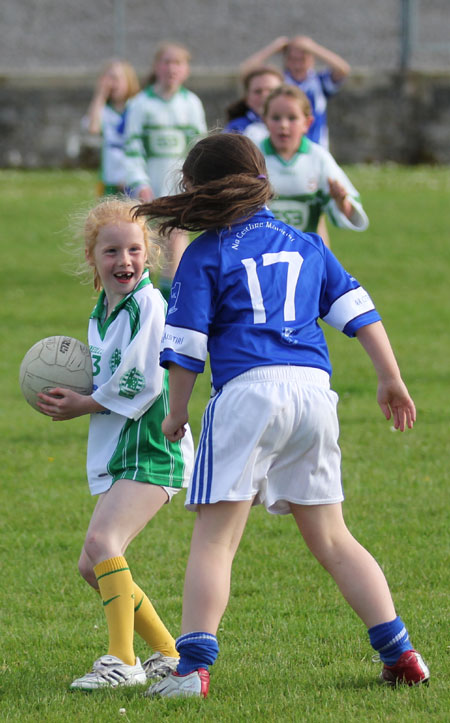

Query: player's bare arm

[162,364,198,442]
[355,321,416,431]
[138,186,155,203]
[239,36,289,75]
[328,177,354,218]
[296,36,351,80]
[86,74,113,134]
[37,388,106,421]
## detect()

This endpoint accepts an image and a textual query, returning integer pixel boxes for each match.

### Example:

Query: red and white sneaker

[145,668,210,698]
[380,650,430,686]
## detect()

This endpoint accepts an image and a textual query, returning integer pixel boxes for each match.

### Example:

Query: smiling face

[88,221,147,310]
[245,72,282,117]
[265,93,312,160]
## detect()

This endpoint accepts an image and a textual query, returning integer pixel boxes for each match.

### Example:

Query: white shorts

[186,366,343,515]
[98,478,182,503]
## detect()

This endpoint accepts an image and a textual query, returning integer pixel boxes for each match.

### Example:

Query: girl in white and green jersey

[261,85,369,237]
[37,197,193,690]
[124,42,207,300]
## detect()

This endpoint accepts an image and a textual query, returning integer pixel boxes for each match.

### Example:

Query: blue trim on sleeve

[343,310,382,337]
[160,349,205,373]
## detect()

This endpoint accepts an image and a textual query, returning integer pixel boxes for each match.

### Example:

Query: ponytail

[134,133,274,234]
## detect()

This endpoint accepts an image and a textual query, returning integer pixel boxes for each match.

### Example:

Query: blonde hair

[120,61,140,99]
[146,41,191,85]
[100,59,140,101]
[83,197,160,291]
[263,84,312,118]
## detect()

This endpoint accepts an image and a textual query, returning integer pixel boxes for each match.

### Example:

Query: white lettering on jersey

[242,251,304,324]
[168,281,181,315]
[161,324,208,361]
[232,222,265,249]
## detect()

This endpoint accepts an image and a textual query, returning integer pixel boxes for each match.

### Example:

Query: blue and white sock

[175,631,219,675]
[368,616,412,665]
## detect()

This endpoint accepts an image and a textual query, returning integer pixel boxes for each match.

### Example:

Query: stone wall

[2,0,449,75]
[1,71,449,169]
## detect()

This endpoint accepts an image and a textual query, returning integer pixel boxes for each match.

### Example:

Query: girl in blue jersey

[224,66,283,145]
[240,35,350,150]
[37,197,193,690]
[84,60,140,195]
[135,133,429,698]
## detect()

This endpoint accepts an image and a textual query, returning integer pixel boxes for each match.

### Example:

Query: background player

[124,41,207,300]
[134,133,429,698]
[223,66,283,145]
[38,197,194,690]
[260,85,368,241]
[240,34,350,149]
[241,34,351,247]
[84,59,140,196]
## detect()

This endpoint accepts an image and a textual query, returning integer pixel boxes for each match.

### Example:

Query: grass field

[1,167,449,721]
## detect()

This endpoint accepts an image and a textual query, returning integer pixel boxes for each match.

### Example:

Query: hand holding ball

[19,336,93,413]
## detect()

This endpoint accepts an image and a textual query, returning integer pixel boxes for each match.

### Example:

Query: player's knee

[83,529,119,567]
[83,529,105,558]
[78,554,95,585]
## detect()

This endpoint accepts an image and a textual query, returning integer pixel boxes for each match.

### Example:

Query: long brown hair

[134,133,274,235]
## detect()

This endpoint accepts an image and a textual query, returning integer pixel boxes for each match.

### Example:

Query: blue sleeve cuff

[160,348,205,374]
[343,310,382,337]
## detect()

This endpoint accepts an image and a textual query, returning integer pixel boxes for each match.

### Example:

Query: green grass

[1,167,449,721]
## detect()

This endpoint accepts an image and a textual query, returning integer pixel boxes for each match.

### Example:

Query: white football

[19,336,93,413]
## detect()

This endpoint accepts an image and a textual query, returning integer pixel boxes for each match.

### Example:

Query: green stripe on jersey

[107,371,186,488]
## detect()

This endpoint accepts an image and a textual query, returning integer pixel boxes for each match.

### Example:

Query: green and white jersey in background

[124,85,207,197]
[261,137,369,234]
[87,271,193,495]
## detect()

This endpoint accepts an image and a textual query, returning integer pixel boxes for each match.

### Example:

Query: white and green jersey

[124,85,207,197]
[261,137,369,233]
[87,271,193,495]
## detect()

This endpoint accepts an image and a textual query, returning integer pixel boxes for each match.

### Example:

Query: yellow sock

[94,556,135,666]
[133,582,178,658]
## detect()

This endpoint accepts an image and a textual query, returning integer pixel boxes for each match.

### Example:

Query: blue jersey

[284,69,342,149]
[224,109,261,134]
[160,209,380,390]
